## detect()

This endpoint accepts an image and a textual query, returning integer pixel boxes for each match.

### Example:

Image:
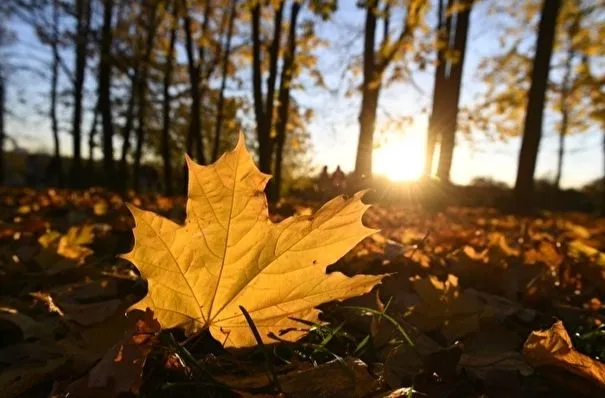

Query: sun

[373,124,426,182]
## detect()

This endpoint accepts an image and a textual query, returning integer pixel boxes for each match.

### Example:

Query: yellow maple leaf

[123,134,384,347]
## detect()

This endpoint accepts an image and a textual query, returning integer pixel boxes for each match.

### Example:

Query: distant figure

[331,165,347,192]
[317,165,331,193]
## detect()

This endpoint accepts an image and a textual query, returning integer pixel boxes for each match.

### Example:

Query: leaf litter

[0,138,604,396]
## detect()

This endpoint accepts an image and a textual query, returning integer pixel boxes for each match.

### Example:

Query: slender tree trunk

[514,0,562,213]
[251,3,270,174]
[87,101,99,176]
[194,0,213,164]
[182,8,198,160]
[251,1,283,177]
[71,0,90,188]
[264,0,284,159]
[436,0,472,183]
[354,0,379,180]
[162,6,178,196]
[554,48,574,190]
[182,0,211,165]
[99,0,116,189]
[119,72,138,187]
[212,0,237,162]
[424,0,450,178]
[50,0,62,187]
[133,2,159,192]
[273,1,301,201]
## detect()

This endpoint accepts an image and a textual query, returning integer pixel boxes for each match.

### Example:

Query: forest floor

[1,187,605,397]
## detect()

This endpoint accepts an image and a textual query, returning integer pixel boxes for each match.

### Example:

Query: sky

[3,0,604,188]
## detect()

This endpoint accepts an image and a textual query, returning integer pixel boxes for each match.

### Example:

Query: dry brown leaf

[123,134,384,347]
[65,309,160,397]
[523,320,605,389]
[406,274,481,343]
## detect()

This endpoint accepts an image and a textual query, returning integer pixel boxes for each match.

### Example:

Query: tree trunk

[514,0,562,213]
[133,2,159,192]
[424,0,450,178]
[251,1,284,177]
[436,0,472,183]
[99,0,116,189]
[212,0,237,162]
[162,6,178,196]
[71,0,90,188]
[50,0,62,187]
[264,0,284,159]
[182,0,211,165]
[273,0,301,201]
[182,7,200,161]
[554,48,574,190]
[354,0,379,180]
[251,2,271,174]
[87,101,99,176]
[119,72,138,188]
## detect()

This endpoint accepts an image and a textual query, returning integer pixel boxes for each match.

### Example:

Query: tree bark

[99,0,116,189]
[212,0,237,162]
[264,0,284,161]
[251,1,284,177]
[182,0,211,165]
[436,0,473,183]
[133,2,159,192]
[514,0,562,213]
[182,5,200,161]
[162,5,178,196]
[87,101,99,176]
[424,0,450,178]
[354,0,425,181]
[251,2,270,174]
[273,0,301,201]
[119,72,138,187]
[71,0,90,188]
[554,48,574,190]
[354,0,379,180]
[50,0,62,187]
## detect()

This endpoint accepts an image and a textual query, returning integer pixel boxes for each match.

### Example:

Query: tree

[99,0,116,188]
[467,0,596,193]
[49,0,62,186]
[250,0,284,176]
[72,0,91,187]
[133,1,161,192]
[354,0,427,181]
[514,0,562,213]
[211,0,237,162]
[273,0,301,200]
[434,0,473,183]
[162,1,179,195]
[182,0,214,164]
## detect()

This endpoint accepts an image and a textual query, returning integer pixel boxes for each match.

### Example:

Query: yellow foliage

[123,134,384,347]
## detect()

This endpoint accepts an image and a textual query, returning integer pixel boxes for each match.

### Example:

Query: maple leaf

[123,134,384,347]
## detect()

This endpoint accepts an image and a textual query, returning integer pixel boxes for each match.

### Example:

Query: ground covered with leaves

[2,181,605,397]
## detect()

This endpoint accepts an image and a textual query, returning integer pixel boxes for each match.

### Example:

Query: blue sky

[3,0,603,188]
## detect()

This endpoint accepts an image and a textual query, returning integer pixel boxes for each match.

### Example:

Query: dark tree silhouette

[514,0,562,213]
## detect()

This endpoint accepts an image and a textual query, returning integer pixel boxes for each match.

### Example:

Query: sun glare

[373,124,426,182]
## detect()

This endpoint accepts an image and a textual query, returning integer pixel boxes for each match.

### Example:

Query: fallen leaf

[221,357,376,398]
[65,309,160,397]
[123,134,384,347]
[523,320,605,389]
[405,274,481,343]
